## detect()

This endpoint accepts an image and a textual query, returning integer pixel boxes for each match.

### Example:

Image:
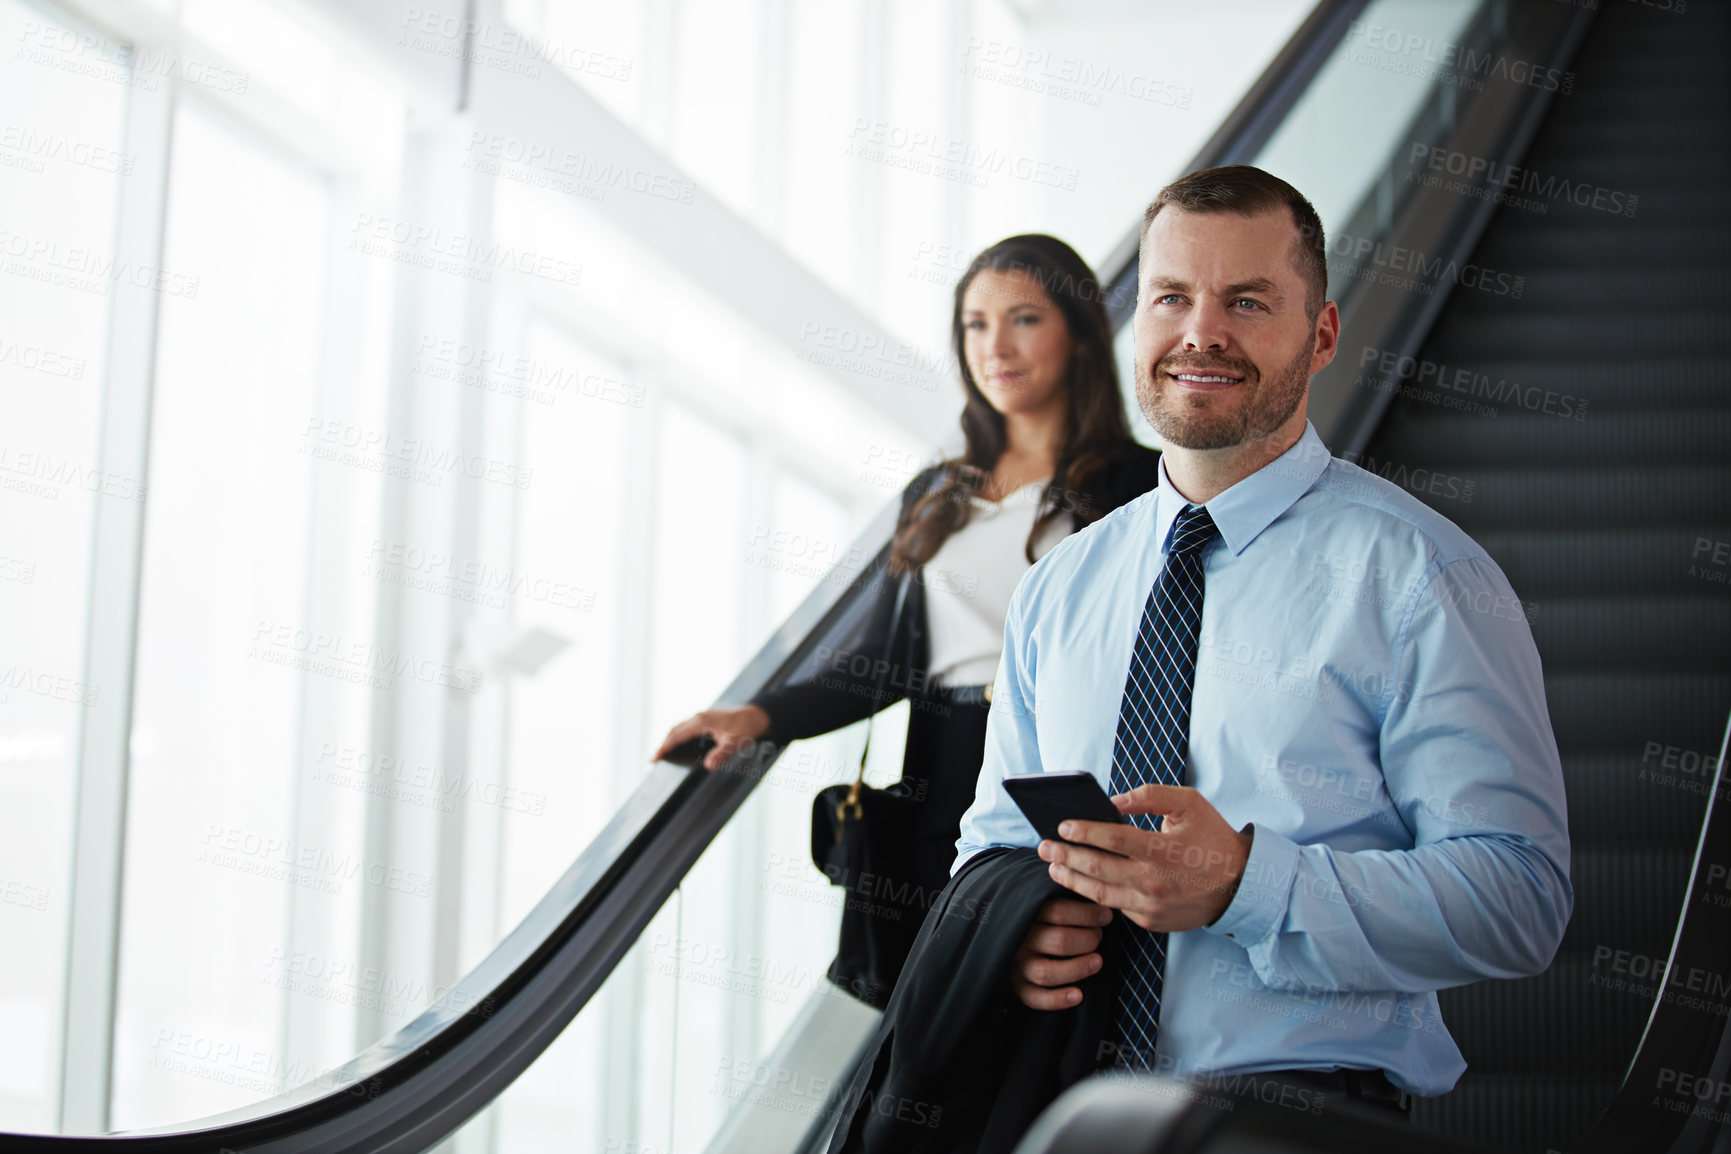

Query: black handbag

[809,571,927,1008]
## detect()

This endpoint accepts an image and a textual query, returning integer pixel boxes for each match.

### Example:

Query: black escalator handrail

[0,500,903,1153]
[1578,706,1731,1154]
[1097,0,1374,329]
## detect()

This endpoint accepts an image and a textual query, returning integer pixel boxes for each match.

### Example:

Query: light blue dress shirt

[954,421,1573,1096]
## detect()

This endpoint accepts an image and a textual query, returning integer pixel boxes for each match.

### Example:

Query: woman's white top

[923,478,1068,689]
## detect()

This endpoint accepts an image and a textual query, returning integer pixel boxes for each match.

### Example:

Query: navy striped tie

[1109,502,1218,1070]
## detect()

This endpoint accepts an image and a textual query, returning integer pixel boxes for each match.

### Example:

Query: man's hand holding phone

[1005,774,1254,1011]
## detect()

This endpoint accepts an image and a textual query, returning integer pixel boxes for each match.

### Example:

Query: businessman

[952,165,1572,1108]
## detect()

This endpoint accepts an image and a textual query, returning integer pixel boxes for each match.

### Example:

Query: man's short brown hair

[1141,164,1328,321]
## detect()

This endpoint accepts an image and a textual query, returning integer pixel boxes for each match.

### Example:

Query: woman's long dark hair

[889,233,1136,575]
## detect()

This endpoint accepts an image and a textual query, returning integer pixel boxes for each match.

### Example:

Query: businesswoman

[652,234,1160,1006]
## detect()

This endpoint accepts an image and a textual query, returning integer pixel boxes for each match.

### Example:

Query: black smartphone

[1003,771,1127,845]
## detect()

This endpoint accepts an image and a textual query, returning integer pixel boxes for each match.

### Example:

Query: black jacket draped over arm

[826,847,1119,1154]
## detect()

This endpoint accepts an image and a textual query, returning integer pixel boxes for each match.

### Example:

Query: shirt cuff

[1205,823,1299,947]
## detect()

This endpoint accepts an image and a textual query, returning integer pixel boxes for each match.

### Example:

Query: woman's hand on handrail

[650,705,772,771]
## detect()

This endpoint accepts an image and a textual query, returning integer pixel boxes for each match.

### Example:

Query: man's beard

[1135,341,1311,450]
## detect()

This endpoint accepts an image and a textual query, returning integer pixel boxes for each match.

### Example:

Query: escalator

[5,2,1729,1153]
[1026,1,1731,1152]
[1359,4,1731,1150]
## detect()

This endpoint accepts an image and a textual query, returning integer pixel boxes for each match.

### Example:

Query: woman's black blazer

[749,443,1161,746]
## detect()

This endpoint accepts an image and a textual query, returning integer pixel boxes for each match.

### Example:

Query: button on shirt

[953,422,1573,1096]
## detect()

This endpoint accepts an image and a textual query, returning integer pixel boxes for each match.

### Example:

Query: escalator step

[1446,269,1731,313]
[1407,467,1731,529]
[1472,527,1731,599]
[1562,752,1713,846]
[1562,88,1730,119]
[1411,1072,1620,1154]
[1527,596,1731,672]
[1575,10,1729,43]
[1560,58,1730,88]
[1519,146,1731,175]
[1424,310,1731,359]
[1514,145,1731,182]
[1560,43,1731,70]
[1365,357,1728,412]
[1515,191,1731,224]
[1559,846,1693,955]
[1473,227,1731,268]
[1543,671,1731,753]
[1438,952,1653,1075]
[1402,467,1731,530]
[1371,408,1731,468]
[1504,169,1730,208]
[1569,42,1728,67]
[1534,119,1730,157]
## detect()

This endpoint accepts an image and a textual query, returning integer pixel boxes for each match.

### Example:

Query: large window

[0,0,128,1132]
[112,96,371,1130]
[1,0,1309,1147]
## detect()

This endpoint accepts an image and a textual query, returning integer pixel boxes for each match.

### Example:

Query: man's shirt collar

[1153,421,1333,557]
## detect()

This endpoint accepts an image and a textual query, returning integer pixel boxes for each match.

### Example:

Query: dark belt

[1260,1068,1412,1114]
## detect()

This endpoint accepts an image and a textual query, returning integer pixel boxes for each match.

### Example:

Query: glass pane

[877,0,949,347]
[495,321,637,934]
[784,0,863,299]
[511,0,648,136]
[646,401,747,744]
[0,0,129,1132]
[1,0,1392,1144]
[960,1,1314,263]
[182,0,338,123]
[668,0,761,220]
[1255,0,1482,231]
[110,98,343,1130]
[637,469,884,1153]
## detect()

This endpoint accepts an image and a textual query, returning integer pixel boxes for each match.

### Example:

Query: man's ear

[1309,300,1341,376]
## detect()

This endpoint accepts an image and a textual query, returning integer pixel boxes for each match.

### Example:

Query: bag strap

[840,567,913,819]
